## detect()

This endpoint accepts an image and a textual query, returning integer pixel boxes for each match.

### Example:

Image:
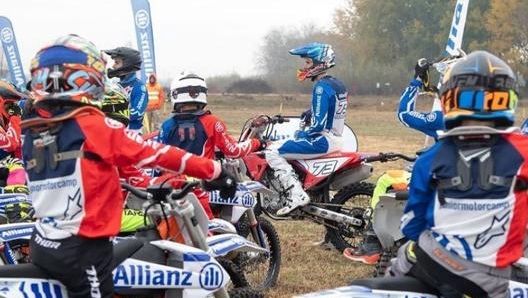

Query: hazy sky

[1,0,347,80]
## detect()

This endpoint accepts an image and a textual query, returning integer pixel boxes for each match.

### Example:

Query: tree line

[210,0,527,96]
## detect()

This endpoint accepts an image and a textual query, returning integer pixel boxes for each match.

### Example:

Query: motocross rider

[157,72,265,218]
[104,47,148,134]
[389,50,526,298]
[263,42,348,216]
[23,34,237,298]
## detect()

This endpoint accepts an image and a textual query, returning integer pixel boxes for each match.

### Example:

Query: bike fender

[208,218,238,234]
[206,233,268,257]
[0,222,35,242]
[0,277,68,298]
[293,285,439,298]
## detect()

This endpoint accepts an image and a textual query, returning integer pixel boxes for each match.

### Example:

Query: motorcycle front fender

[206,233,268,257]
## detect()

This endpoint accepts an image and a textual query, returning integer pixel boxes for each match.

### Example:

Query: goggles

[441,88,518,115]
[171,86,208,100]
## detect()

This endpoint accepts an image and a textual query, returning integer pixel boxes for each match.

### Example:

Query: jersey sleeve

[81,116,221,181]
[205,115,260,158]
[397,79,443,139]
[129,83,148,122]
[400,148,437,241]
[0,116,22,154]
[305,82,329,135]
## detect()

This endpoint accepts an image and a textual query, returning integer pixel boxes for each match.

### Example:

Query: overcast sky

[1,0,346,80]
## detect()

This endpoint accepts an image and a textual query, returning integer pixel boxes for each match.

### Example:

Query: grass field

[160,93,527,297]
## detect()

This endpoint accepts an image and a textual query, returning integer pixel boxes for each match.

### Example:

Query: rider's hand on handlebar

[202,167,237,199]
[256,138,268,151]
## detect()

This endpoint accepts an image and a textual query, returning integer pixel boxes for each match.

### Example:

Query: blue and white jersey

[305,76,348,137]
[119,73,148,130]
[401,133,528,267]
[397,79,444,139]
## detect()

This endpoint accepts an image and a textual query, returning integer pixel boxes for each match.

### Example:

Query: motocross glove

[202,167,237,199]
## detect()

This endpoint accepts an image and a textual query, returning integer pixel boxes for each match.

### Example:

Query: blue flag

[0,16,27,90]
[130,0,157,83]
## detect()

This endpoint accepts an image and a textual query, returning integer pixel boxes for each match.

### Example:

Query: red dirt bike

[228,114,409,251]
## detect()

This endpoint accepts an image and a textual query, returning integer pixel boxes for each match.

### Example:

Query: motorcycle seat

[350,276,439,295]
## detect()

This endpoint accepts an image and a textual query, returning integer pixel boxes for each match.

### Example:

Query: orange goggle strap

[441,88,518,115]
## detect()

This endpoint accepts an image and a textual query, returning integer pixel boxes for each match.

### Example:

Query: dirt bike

[208,179,282,290]
[0,182,265,298]
[293,273,528,298]
[230,114,414,251]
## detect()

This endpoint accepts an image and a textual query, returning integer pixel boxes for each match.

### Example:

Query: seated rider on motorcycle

[157,72,265,218]
[263,42,348,216]
[389,50,526,298]
[101,81,208,233]
[0,80,31,223]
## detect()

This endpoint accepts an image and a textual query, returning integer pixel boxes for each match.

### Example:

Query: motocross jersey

[0,115,22,159]
[397,79,444,139]
[303,76,348,137]
[158,111,260,158]
[22,107,221,240]
[120,73,148,130]
[401,130,528,267]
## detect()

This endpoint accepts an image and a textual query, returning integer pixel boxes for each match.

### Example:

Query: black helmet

[104,47,142,79]
[439,50,518,129]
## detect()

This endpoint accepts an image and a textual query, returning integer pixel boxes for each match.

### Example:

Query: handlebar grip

[170,181,201,201]
[121,183,152,200]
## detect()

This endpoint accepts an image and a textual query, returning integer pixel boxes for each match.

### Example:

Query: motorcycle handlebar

[251,114,290,128]
[362,152,417,163]
[121,181,201,202]
[170,181,201,201]
[121,183,152,200]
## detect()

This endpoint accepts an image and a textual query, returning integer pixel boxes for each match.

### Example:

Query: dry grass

[159,93,527,298]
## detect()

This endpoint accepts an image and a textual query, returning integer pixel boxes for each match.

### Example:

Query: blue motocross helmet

[289,42,336,81]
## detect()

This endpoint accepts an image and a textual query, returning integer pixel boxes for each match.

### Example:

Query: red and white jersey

[23,108,221,239]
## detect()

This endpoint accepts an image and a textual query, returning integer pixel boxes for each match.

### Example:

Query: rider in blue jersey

[264,42,348,216]
[390,51,524,298]
[104,47,148,134]
[397,58,444,139]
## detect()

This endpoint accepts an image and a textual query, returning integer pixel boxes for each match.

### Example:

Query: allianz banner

[130,0,157,82]
[0,16,27,90]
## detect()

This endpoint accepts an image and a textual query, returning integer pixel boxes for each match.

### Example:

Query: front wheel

[325,182,375,252]
[234,216,281,290]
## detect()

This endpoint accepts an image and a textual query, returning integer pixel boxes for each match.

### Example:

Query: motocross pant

[30,230,114,298]
[265,133,342,202]
[390,231,510,298]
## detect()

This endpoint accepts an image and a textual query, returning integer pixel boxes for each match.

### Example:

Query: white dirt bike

[0,182,266,298]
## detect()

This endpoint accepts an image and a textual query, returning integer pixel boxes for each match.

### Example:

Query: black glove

[202,167,238,199]
[414,58,430,85]
[300,109,312,129]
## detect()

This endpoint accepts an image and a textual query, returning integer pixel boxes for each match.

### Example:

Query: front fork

[246,209,268,253]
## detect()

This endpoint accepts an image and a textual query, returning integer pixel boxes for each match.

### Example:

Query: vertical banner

[0,16,27,90]
[130,0,157,83]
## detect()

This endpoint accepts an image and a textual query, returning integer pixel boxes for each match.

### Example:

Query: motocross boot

[276,178,310,216]
[343,232,381,265]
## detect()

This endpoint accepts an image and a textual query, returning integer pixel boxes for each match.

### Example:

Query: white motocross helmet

[170,72,208,109]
